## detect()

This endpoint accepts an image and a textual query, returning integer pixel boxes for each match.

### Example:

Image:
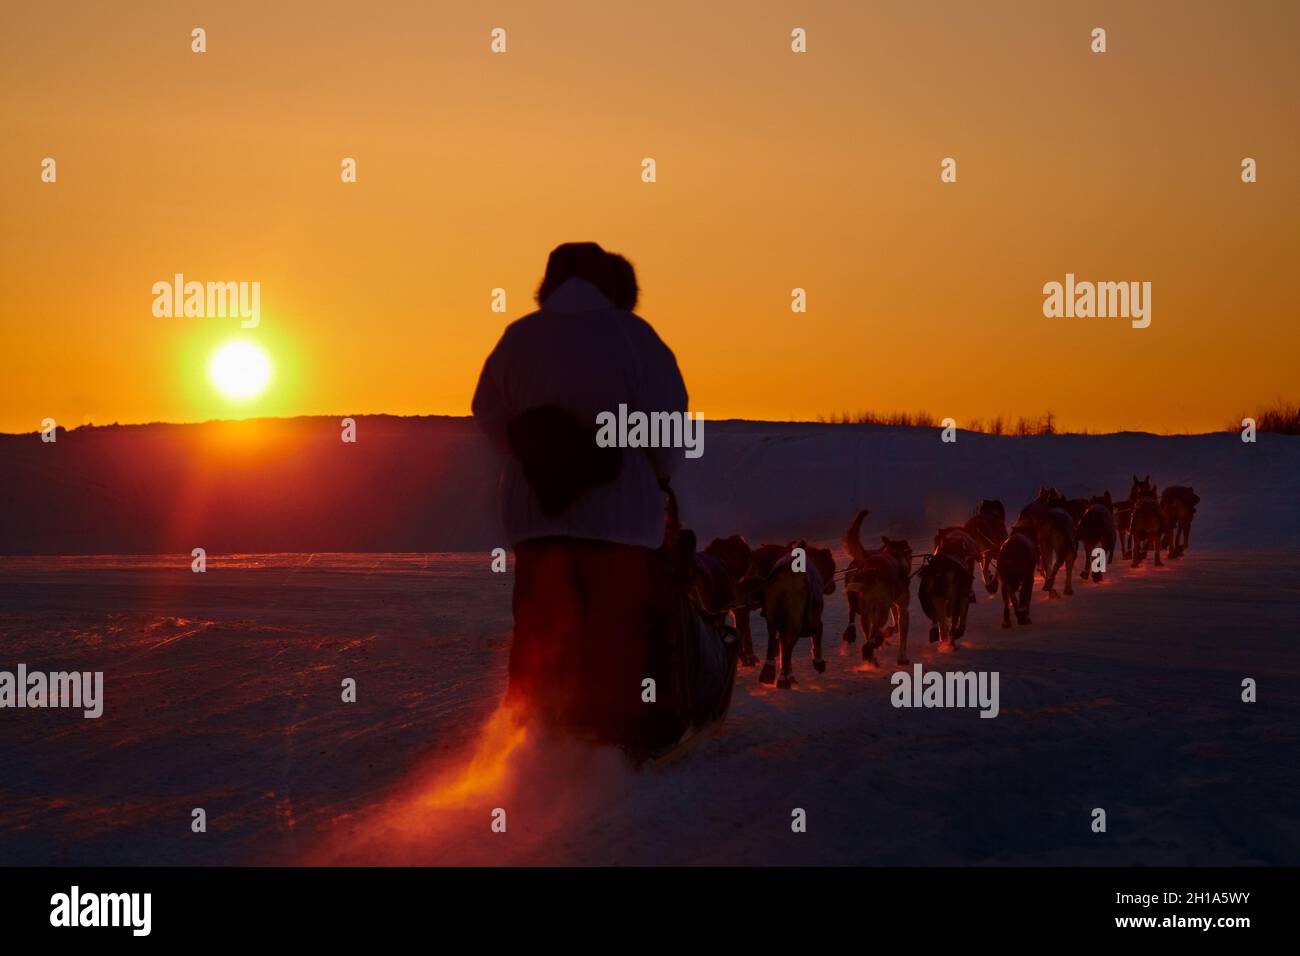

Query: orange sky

[2,0,1297,434]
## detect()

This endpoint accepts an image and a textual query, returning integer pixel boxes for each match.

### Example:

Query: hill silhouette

[1,415,1295,554]
[0,416,496,555]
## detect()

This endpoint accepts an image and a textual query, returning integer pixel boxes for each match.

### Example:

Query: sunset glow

[2,2,1297,435]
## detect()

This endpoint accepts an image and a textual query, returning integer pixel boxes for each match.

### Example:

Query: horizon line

[0,411,1272,440]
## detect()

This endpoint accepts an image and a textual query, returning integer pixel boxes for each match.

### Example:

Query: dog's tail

[843,508,870,564]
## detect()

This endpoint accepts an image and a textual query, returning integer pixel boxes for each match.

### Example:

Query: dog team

[683,477,1201,688]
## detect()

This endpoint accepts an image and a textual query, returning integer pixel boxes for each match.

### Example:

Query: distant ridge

[1,415,1295,555]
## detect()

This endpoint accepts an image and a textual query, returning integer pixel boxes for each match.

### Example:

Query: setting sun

[209,341,272,400]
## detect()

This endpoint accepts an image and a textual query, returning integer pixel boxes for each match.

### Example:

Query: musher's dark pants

[507,536,734,757]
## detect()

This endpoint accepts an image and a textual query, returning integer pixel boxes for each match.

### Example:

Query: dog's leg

[1019,576,1033,624]
[735,605,757,667]
[776,628,797,689]
[862,602,885,663]
[934,594,952,647]
[759,616,778,685]
[1063,550,1074,596]
[953,588,970,639]
[1001,583,1012,627]
[1043,545,1060,597]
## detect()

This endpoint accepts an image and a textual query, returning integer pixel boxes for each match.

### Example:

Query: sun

[209,340,272,400]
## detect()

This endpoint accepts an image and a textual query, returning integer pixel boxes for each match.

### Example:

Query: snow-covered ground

[1,547,1296,866]
[0,424,1297,865]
